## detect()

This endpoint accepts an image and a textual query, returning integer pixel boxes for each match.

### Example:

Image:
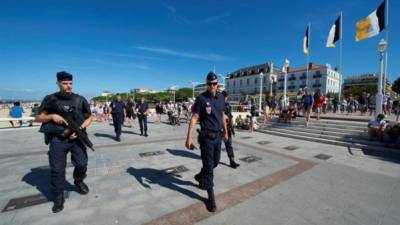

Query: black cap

[221,90,228,97]
[206,71,218,82]
[57,71,73,81]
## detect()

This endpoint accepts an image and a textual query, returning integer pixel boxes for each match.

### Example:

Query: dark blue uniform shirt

[193,91,225,132]
[136,102,149,115]
[110,100,125,115]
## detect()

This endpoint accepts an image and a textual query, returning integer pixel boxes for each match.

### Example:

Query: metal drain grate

[139,151,165,157]
[164,165,189,176]
[2,192,69,212]
[284,146,299,151]
[257,141,271,145]
[239,155,262,163]
[314,154,332,160]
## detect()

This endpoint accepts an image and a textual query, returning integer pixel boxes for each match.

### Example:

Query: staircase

[257,117,399,152]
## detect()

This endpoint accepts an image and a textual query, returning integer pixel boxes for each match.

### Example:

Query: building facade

[224,63,279,101]
[343,73,391,94]
[225,63,341,100]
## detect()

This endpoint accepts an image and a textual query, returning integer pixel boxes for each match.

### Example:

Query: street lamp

[189,81,199,100]
[259,72,264,112]
[376,39,387,115]
[170,85,178,104]
[283,59,290,109]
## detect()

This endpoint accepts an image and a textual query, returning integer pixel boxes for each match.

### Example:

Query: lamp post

[189,81,198,100]
[170,85,178,104]
[283,59,290,109]
[376,39,387,115]
[259,72,264,112]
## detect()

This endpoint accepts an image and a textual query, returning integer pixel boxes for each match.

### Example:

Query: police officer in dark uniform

[185,72,229,212]
[136,96,149,137]
[35,71,92,213]
[109,94,126,142]
[221,91,240,169]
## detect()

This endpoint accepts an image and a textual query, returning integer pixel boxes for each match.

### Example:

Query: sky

[0,0,399,100]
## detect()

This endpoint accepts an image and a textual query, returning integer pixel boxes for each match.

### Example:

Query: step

[264,127,377,145]
[263,121,367,133]
[259,118,366,129]
[256,129,399,153]
[262,124,364,137]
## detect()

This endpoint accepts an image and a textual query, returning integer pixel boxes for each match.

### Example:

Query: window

[240,80,243,86]
[233,80,236,87]
[254,78,258,84]
[263,77,266,83]
[247,79,249,85]
[254,88,257,93]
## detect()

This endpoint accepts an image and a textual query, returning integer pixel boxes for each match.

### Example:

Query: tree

[393,77,400,94]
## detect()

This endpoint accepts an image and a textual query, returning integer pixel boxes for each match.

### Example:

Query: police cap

[57,71,73,82]
[206,71,218,82]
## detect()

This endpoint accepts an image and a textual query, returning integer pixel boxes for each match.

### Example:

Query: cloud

[160,1,192,25]
[204,12,231,24]
[136,46,227,61]
[96,52,164,61]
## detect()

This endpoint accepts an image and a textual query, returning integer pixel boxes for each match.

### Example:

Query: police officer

[35,71,92,213]
[136,96,149,136]
[221,91,240,169]
[185,72,229,212]
[109,94,126,142]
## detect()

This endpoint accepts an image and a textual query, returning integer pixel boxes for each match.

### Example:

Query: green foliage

[91,87,193,103]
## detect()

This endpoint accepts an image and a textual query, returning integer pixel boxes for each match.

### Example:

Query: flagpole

[338,12,343,102]
[306,23,310,89]
[383,0,389,96]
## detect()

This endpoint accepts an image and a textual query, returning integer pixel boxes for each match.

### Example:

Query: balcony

[312,83,322,88]
[278,77,285,82]
[288,77,296,81]
[313,74,322,78]
[288,85,296,89]
[299,84,307,88]
[299,76,307,80]
[278,86,284,90]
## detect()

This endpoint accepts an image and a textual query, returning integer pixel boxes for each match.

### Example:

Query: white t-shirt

[368,119,386,127]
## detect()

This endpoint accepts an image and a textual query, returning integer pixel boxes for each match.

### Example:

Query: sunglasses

[207,82,218,86]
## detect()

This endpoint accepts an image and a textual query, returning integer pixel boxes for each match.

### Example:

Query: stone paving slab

[0,118,400,225]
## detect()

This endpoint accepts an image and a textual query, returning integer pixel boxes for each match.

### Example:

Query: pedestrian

[29,103,40,126]
[263,96,271,125]
[35,71,92,213]
[221,91,240,169]
[110,94,126,142]
[313,89,324,120]
[136,96,149,136]
[9,101,24,127]
[126,97,136,128]
[155,101,163,123]
[185,71,229,212]
[302,88,313,127]
[250,101,257,132]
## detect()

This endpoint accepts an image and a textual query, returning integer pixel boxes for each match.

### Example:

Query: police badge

[206,102,212,114]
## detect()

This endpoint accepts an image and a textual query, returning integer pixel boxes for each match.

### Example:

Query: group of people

[34,71,240,213]
[368,114,400,147]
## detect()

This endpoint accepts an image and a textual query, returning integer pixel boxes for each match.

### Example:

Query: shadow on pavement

[121,130,141,135]
[126,167,206,202]
[22,167,75,200]
[361,148,400,164]
[94,133,116,140]
[166,149,201,160]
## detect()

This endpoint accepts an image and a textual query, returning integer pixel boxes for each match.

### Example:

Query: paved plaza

[0,116,400,225]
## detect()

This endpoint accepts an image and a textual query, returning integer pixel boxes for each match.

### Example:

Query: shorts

[127,112,136,119]
[315,107,322,113]
[303,104,312,112]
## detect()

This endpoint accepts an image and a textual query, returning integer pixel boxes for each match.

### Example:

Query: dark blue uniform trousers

[49,137,88,196]
[138,115,147,134]
[224,132,235,158]
[198,135,222,190]
[112,114,124,138]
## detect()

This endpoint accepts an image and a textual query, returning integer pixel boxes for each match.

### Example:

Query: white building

[225,63,279,101]
[225,63,341,100]
[101,91,112,97]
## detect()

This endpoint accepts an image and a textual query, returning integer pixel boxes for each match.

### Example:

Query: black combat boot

[74,181,89,195]
[206,189,217,212]
[229,157,240,169]
[52,193,65,213]
[140,130,143,136]
[144,132,148,137]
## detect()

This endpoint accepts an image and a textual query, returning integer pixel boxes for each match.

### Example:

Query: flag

[355,0,385,42]
[303,25,310,55]
[327,16,341,47]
